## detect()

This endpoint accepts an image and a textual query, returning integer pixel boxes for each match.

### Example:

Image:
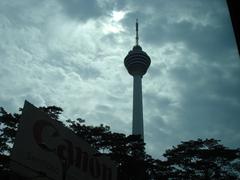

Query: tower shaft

[132,75,144,139]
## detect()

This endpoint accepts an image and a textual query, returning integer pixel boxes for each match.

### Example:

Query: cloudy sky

[0,0,239,158]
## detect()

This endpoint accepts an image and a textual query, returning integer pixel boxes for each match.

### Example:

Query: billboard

[10,101,117,180]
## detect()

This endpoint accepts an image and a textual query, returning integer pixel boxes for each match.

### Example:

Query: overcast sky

[0,0,239,158]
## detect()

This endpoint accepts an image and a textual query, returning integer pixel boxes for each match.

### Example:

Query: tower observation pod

[124,19,151,140]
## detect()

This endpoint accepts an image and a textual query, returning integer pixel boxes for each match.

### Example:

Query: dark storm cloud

[0,0,54,27]
[58,0,102,21]
[142,14,235,61]
[49,57,102,80]
[57,0,126,21]
[75,66,101,79]
[145,93,173,112]
[176,94,240,147]
[145,115,180,156]
[148,64,165,78]
[158,52,240,149]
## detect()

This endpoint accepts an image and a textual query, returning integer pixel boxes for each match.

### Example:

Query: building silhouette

[124,19,151,140]
[226,0,240,56]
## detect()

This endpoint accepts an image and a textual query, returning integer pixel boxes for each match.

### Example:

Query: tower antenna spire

[136,18,139,45]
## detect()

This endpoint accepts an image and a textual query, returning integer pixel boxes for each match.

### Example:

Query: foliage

[0,107,20,154]
[0,106,240,179]
[67,118,147,179]
[39,106,63,122]
[163,138,240,179]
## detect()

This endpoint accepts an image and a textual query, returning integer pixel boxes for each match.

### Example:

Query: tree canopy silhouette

[0,105,240,179]
[163,138,240,179]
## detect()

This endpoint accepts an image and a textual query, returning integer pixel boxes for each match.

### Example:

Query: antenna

[136,18,139,45]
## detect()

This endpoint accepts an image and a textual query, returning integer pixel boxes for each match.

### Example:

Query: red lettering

[33,120,115,179]
[33,120,59,152]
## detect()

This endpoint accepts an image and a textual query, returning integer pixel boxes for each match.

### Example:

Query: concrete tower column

[133,75,143,137]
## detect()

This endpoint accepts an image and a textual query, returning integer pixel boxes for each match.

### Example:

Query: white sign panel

[11,101,117,180]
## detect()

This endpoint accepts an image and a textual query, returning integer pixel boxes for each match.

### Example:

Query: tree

[163,138,240,179]
[67,118,148,180]
[0,107,21,172]
[1,105,240,179]
[0,107,20,155]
